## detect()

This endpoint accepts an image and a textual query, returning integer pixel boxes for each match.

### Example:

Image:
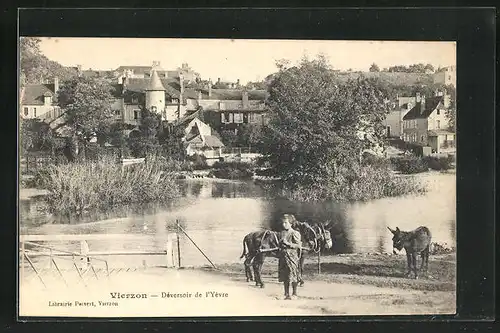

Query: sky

[38,38,456,84]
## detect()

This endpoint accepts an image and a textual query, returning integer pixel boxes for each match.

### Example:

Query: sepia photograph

[18,37,457,317]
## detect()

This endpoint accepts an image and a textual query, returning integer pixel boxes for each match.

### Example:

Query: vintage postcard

[18,38,456,317]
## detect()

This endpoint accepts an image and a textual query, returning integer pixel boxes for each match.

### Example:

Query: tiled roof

[122,77,181,99]
[403,96,444,120]
[22,84,56,105]
[189,88,268,101]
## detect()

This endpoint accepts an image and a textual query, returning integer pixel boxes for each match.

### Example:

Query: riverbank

[204,252,456,293]
[20,252,456,317]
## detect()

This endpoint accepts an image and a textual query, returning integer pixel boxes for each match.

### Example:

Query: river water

[19,172,456,268]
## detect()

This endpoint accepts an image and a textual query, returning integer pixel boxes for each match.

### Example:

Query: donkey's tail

[240,236,247,259]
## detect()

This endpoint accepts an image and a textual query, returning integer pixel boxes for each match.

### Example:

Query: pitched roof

[115,66,179,78]
[403,96,444,120]
[121,77,181,99]
[189,88,268,101]
[203,135,225,148]
[146,70,166,91]
[21,84,56,105]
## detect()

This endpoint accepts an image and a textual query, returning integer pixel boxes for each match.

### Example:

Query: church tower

[145,69,166,114]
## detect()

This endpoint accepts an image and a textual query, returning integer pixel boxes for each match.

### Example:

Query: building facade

[20,77,63,122]
[433,66,456,87]
[402,91,455,154]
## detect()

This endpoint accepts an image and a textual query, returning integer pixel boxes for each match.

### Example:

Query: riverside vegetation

[32,155,180,216]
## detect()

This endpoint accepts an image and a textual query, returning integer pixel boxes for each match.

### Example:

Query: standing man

[278,214,302,300]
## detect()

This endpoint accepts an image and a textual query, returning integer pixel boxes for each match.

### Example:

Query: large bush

[209,161,254,180]
[391,155,454,174]
[281,164,426,203]
[38,155,180,216]
[390,156,429,174]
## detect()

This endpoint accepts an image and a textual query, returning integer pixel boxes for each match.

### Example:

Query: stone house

[402,91,455,154]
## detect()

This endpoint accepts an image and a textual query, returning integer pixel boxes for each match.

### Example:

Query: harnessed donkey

[240,221,334,288]
[388,226,432,279]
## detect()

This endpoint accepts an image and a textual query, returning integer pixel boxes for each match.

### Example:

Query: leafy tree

[126,108,163,157]
[20,37,77,85]
[57,76,116,158]
[424,63,435,72]
[219,129,238,147]
[261,55,388,193]
[369,63,380,72]
[20,118,57,154]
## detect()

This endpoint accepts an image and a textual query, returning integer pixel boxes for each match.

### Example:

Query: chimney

[54,76,59,93]
[420,95,426,115]
[179,73,184,94]
[208,79,212,98]
[242,89,249,108]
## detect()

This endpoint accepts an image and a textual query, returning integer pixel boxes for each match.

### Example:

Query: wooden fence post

[317,251,321,274]
[165,234,174,268]
[176,220,182,268]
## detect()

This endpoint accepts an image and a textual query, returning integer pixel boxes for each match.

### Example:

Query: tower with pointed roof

[145,68,166,114]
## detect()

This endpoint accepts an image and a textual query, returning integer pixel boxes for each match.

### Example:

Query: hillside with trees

[20,37,78,87]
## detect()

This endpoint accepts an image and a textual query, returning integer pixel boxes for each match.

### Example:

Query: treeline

[370,62,437,73]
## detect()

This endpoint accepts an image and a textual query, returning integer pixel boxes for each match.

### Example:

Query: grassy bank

[203,251,456,293]
[35,155,180,216]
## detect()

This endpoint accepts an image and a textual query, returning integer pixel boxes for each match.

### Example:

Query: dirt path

[19,266,455,317]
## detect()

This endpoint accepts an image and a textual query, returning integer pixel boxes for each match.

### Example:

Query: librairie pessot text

[48,291,229,307]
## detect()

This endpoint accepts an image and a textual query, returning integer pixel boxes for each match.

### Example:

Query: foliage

[386,63,435,73]
[219,129,239,147]
[424,155,455,171]
[369,63,380,72]
[57,76,116,154]
[262,55,389,193]
[126,108,164,158]
[235,123,265,147]
[38,155,180,216]
[20,118,60,154]
[390,156,429,174]
[20,37,78,86]
[277,164,426,203]
[209,161,254,180]
[186,153,209,170]
[390,155,454,174]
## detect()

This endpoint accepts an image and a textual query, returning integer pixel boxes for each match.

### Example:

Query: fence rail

[20,224,218,289]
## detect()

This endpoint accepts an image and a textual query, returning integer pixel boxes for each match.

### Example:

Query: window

[33,108,37,118]
[437,120,441,129]
[437,109,440,115]
[23,107,28,116]
[151,106,157,112]
[114,110,121,116]
[221,113,225,123]
[133,109,140,120]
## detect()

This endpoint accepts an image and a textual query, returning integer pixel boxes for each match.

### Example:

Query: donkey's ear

[387,226,396,234]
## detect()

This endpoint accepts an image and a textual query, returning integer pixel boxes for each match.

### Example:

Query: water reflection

[20,174,456,266]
